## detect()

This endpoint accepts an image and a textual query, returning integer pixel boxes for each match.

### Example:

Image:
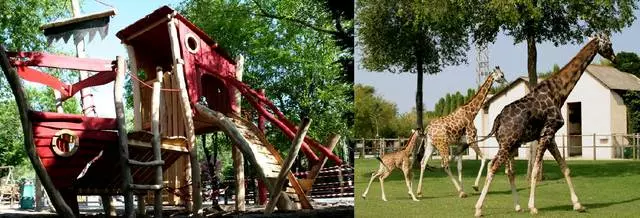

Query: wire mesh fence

[354,133,640,160]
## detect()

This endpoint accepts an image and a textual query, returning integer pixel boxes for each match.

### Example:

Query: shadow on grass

[539,196,640,211]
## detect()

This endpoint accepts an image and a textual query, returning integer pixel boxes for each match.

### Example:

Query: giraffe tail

[375,156,392,172]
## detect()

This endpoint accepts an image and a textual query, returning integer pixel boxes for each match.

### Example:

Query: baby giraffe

[361,129,421,201]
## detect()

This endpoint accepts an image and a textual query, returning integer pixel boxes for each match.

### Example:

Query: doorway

[567,102,582,157]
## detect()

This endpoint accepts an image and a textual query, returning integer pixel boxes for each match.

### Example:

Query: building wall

[559,72,613,159]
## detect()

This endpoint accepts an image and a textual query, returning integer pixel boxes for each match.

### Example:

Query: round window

[51,129,79,157]
[185,33,200,54]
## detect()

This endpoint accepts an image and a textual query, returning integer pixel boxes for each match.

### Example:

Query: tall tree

[473,0,637,89]
[613,52,640,133]
[357,0,473,131]
[354,84,398,138]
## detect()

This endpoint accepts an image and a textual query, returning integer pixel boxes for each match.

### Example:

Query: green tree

[444,93,453,115]
[179,0,353,154]
[0,0,70,170]
[473,0,637,89]
[354,84,398,138]
[357,0,473,131]
[613,52,640,133]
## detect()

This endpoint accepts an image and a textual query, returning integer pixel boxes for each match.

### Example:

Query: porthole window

[51,129,79,157]
[185,33,199,54]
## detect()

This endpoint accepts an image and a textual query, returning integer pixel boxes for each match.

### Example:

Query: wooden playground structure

[0,5,344,217]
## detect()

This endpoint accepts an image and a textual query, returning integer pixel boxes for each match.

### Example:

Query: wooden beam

[152,67,164,218]
[7,51,113,72]
[0,45,76,217]
[114,56,135,217]
[167,18,202,214]
[40,9,116,30]
[232,55,245,212]
[265,118,312,214]
[304,134,341,193]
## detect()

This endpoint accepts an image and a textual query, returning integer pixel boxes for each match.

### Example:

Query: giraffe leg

[527,141,548,214]
[475,149,508,217]
[362,167,382,199]
[506,156,521,212]
[416,140,434,197]
[379,171,391,201]
[402,160,419,201]
[548,142,585,212]
[443,155,466,198]
[465,125,487,191]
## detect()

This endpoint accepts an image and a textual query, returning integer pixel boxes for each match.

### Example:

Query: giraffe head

[490,66,507,84]
[590,33,616,63]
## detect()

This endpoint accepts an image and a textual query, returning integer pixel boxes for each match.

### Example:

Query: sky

[48,0,182,117]
[355,9,640,113]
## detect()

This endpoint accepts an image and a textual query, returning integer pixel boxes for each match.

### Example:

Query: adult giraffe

[416,66,506,198]
[473,34,616,217]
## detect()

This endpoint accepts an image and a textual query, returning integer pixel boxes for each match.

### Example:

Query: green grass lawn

[355,158,640,217]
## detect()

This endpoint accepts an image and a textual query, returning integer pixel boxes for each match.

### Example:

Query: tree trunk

[525,35,543,181]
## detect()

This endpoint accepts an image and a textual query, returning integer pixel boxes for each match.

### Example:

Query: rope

[93,0,115,9]
[126,70,181,92]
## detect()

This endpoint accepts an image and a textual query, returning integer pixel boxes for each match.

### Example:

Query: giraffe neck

[403,131,419,156]
[550,39,599,105]
[459,74,495,118]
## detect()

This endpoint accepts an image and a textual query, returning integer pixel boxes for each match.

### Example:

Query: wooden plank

[167,18,201,213]
[8,52,113,72]
[41,9,116,30]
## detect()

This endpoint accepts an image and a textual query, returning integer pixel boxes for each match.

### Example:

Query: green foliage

[433,89,476,117]
[354,84,398,138]
[357,0,473,74]
[614,52,640,133]
[473,0,637,46]
[179,0,353,167]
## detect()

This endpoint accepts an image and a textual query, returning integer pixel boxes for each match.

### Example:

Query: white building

[464,65,640,160]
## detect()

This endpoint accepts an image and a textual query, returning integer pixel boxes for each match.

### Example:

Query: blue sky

[49,0,182,117]
[355,10,640,113]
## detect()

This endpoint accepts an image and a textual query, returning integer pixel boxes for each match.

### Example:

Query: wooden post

[232,55,246,211]
[152,67,164,218]
[125,45,142,130]
[114,56,135,217]
[136,194,146,216]
[360,139,365,159]
[593,133,596,160]
[265,118,312,214]
[304,135,341,194]
[167,16,202,213]
[0,45,75,217]
[257,89,268,205]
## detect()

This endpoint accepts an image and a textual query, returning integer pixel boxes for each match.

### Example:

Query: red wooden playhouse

[0,5,343,216]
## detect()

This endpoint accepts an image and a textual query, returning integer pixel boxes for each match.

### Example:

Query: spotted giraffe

[473,34,616,217]
[416,67,506,198]
[361,129,421,201]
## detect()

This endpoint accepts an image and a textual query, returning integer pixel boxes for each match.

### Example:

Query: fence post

[635,134,638,160]
[359,139,365,159]
[593,133,596,160]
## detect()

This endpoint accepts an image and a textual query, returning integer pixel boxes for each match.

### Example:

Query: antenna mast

[476,43,490,86]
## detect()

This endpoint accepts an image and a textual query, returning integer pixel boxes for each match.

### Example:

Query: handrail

[196,63,342,164]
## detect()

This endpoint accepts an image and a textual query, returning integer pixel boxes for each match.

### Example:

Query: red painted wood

[16,66,116,101]
[29,111,117,130]
[7,51,114,72]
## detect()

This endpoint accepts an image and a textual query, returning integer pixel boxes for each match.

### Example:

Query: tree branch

[250,0,341,35]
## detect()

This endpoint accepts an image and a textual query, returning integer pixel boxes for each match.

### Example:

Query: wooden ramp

[194,104,311,210]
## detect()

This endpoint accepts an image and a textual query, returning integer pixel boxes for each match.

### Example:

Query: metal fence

[355,133,640,160]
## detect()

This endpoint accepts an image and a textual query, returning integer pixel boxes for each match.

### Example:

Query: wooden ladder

[115,65,165,218]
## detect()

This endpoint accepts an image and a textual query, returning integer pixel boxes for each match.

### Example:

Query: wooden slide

[194,104,312,210]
